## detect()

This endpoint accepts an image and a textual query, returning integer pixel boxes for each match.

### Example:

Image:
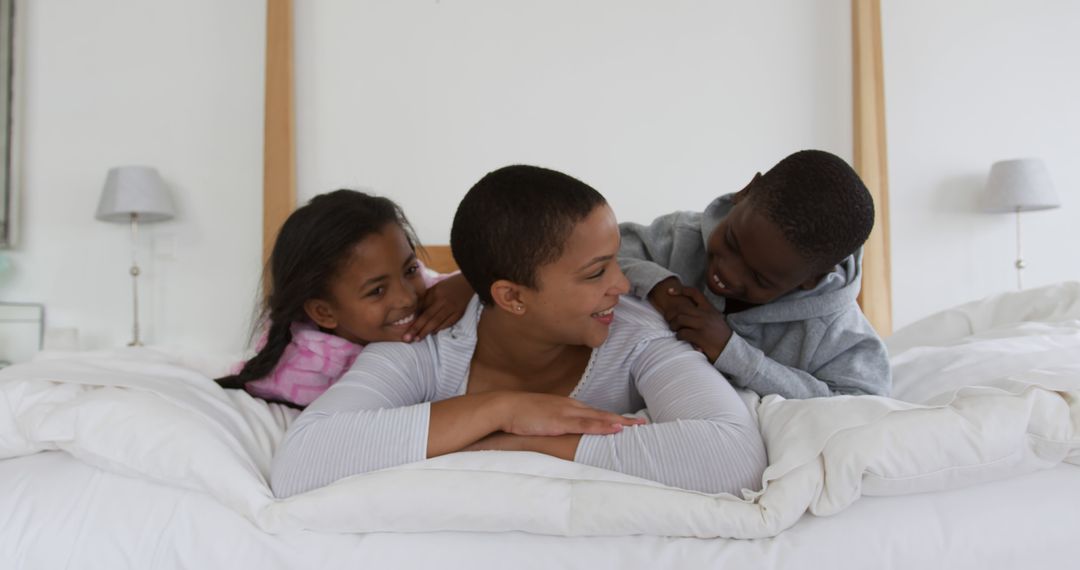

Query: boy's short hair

[451,165,607,304]
[749,150,875,272]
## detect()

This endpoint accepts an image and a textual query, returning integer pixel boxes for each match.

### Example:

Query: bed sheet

[1,281,1078,543]
[2,451,1077,570]
[2,318,1076,539]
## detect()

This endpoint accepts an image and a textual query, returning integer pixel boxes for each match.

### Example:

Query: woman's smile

[591,305,616,325]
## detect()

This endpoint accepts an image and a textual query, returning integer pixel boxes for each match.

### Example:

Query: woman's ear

[490,279,527,316]
[732,172,763,204]
[303,299,338,330]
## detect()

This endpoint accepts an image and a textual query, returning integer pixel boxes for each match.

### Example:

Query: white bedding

[3,451,1077,569]
[1,283,1079,545]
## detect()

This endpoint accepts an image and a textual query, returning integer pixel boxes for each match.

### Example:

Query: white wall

[294,0,853,245]
[3,0,264,354]
[5,0,852,358]
[12,1,1070,355]
[883,0,1080,327]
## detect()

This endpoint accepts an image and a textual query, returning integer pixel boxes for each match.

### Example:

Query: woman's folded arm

[575,336,767,494]
[269,342,477,498]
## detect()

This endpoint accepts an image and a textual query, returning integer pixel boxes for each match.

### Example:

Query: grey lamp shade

[96,166,176,223]
[983,158,1061,213]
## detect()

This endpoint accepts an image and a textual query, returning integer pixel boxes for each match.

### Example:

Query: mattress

[2,451,1076,569]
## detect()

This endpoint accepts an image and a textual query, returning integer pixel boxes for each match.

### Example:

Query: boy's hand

[666,286,734,363]
[404,273,473,342]
[648,277,698,319]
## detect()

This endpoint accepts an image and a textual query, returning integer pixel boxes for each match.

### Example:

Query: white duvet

[1,283,1078,539]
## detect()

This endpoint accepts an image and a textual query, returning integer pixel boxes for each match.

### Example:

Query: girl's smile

[306,223,428,344]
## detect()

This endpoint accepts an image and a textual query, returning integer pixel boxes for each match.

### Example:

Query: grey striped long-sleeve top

[270,295,767,498]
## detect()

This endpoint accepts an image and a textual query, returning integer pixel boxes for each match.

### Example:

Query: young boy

[618,149,890,399]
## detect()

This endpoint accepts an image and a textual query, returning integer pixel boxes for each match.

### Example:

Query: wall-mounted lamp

[95,166,175,346]
[983,158,1060,290]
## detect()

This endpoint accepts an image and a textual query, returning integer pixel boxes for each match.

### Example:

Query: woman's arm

[270,343,509,497]
[575,336,768,495]
[270,342,441,498]
[464,433,582,460]
[270,342,639,498]
[466,336,767,495]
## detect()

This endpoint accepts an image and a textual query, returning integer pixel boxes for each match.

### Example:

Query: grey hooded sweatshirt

[618,194,891,399]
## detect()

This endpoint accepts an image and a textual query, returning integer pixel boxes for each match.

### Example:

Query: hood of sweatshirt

[699,194,863,325]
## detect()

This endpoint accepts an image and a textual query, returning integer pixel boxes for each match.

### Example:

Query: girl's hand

[404,273,473,342]
[497,392,645,437]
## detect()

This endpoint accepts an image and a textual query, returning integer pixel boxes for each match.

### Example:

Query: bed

[4,2,1077,565]
[1,281,1078,568]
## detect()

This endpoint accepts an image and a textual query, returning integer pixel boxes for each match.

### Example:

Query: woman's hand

[496,392,645,437]
[426,392,642,459]
[404,273,473,342]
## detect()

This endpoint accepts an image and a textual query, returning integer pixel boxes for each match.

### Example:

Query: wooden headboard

[261,0,893,334]
[420,245,459,274]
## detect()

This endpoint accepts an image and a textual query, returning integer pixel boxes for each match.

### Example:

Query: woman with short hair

[271,165,767,497]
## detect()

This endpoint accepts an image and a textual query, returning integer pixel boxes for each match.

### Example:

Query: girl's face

[518,204,630,348]
[307,223,428,344]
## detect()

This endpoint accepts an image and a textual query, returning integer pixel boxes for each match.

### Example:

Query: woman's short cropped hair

[451,165,606,304]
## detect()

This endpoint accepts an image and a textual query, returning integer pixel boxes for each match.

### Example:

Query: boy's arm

[617,213,685,299]
[715,310,892,399]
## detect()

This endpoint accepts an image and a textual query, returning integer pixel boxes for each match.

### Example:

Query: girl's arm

[403,273,474,342]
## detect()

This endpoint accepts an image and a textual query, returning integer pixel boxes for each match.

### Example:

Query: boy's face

[705,195,820,306]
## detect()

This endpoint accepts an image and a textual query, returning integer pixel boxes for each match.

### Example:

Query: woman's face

[316,223,428,344]
[519,204,630,348]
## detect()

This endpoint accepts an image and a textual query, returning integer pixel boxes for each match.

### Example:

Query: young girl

[216,189,473,407]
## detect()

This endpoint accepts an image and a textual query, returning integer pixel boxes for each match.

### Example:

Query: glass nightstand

[0,302,45,367]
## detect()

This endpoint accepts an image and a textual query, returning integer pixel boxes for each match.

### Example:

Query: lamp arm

[1014,207,1025,290]
[129,212,142,346]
